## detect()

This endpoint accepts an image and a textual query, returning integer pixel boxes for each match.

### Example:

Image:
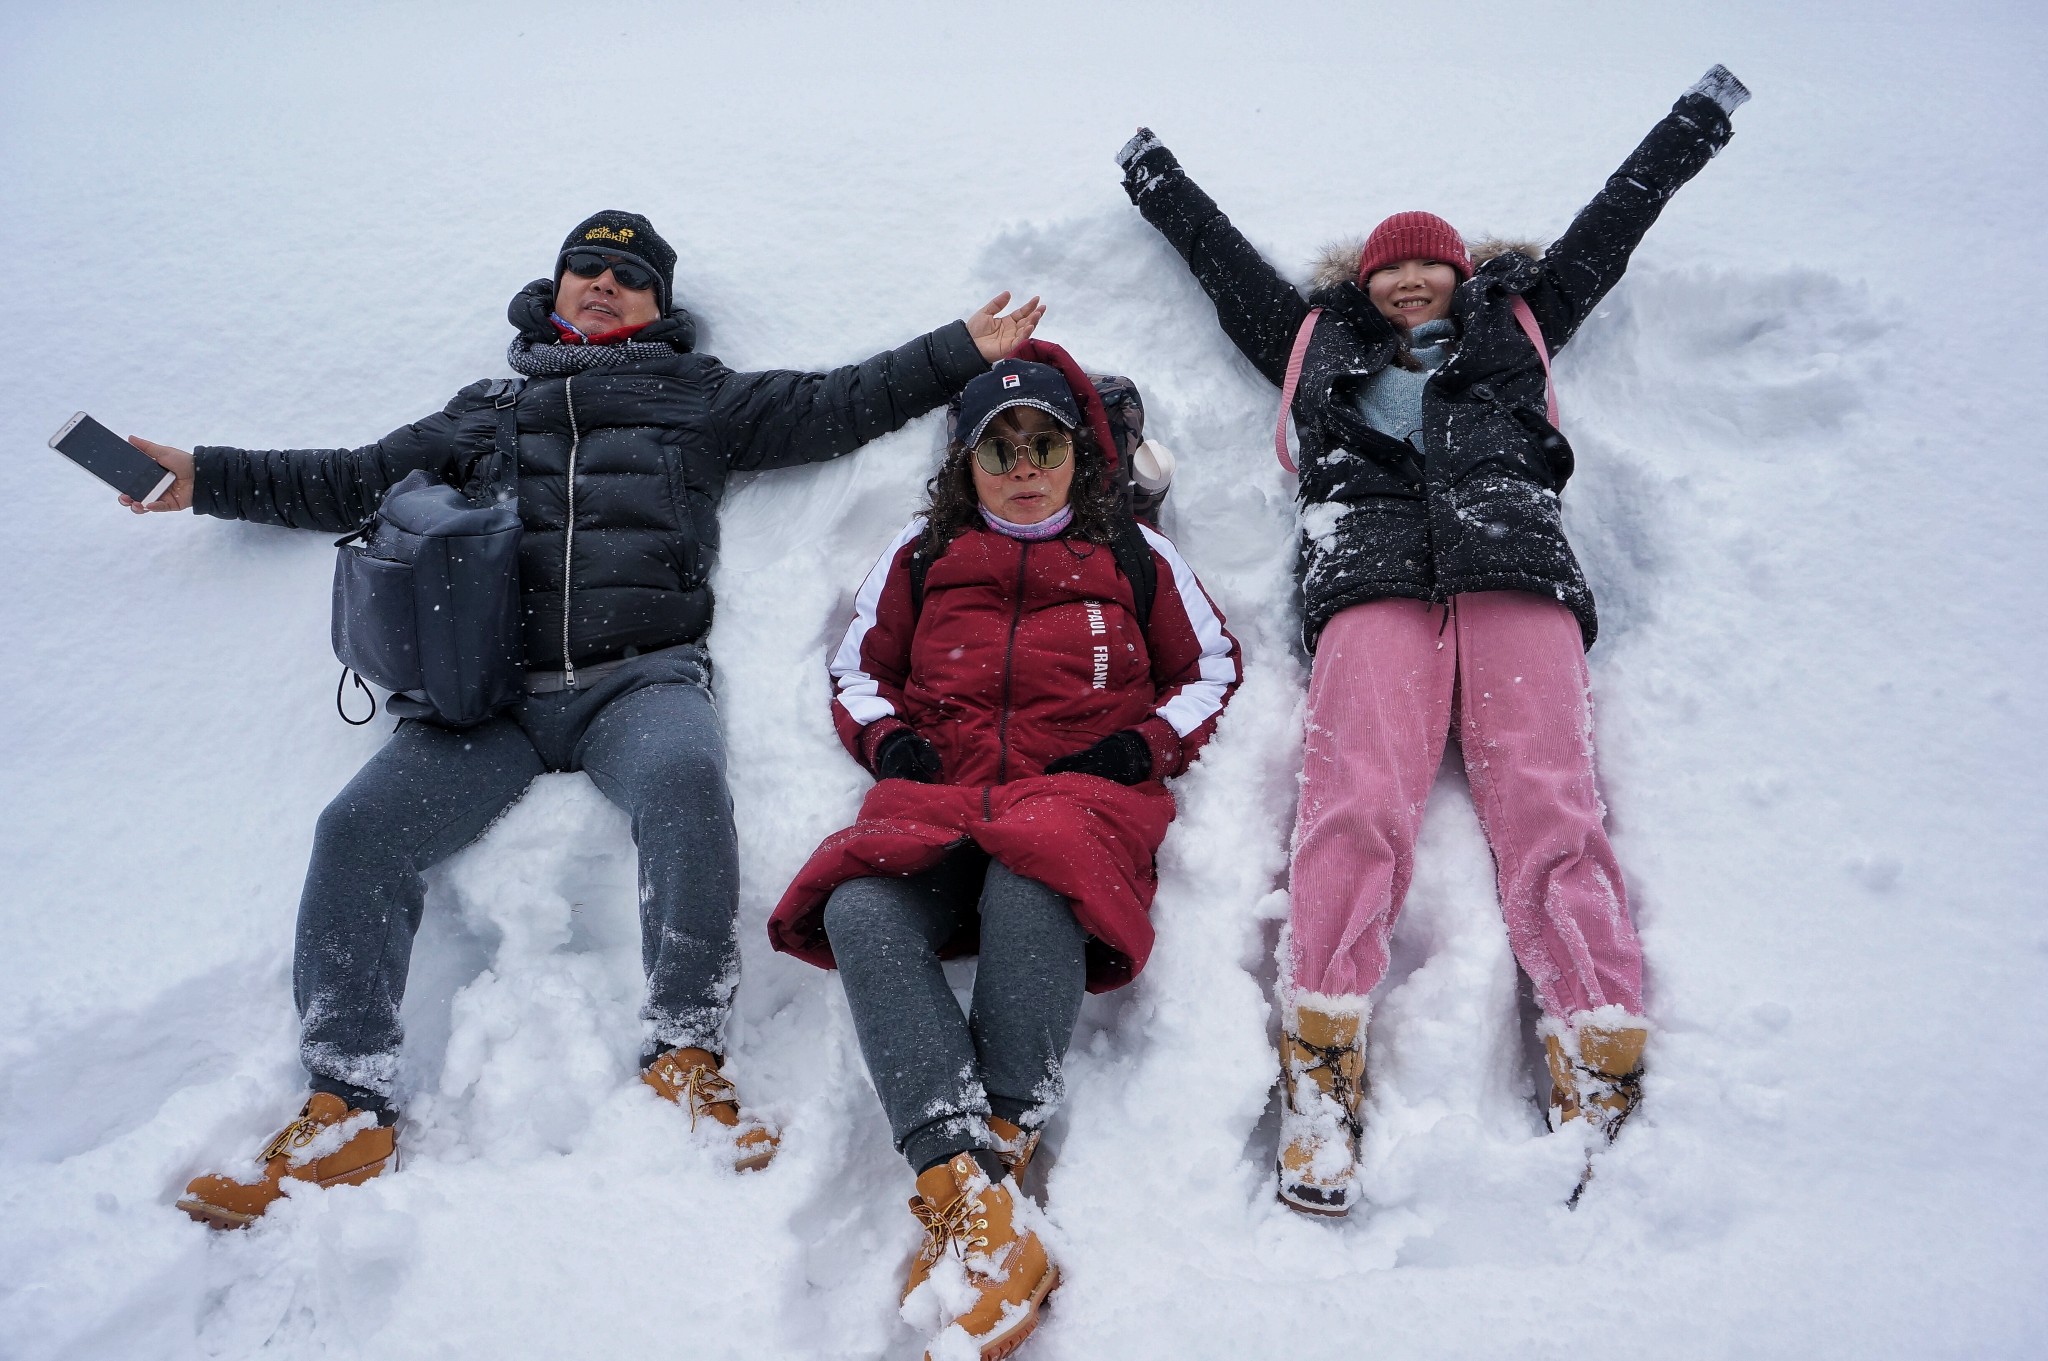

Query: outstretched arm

[180,393,480,533]
[1522,66,1751,352]
[1117,128,1312,387]
[711,293,1039,473]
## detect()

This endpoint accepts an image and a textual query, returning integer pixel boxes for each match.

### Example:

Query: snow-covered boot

[1277,998,1368,1217]
[988,1115,1041,1185]
[903,1152,1058,1361]
[1542,1014,1648,1141]
[176,1092,395,1229]
[642,1046,779,1171]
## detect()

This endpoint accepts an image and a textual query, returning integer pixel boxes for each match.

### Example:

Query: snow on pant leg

[573,680,741,1055]
[968,861,1087,1130]
[822,853,994,1172]
[1288,598,1458,997]
[294,717,543,1101]
[1452,591,1644,1019]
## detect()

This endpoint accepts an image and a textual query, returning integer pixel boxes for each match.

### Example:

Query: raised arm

[710,294,1041,474]
[1117,129,1313,387]
[1521,66,1751,352]
[184,385,488,532]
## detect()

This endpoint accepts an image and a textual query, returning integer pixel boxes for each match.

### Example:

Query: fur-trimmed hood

[1308,235,1548,291]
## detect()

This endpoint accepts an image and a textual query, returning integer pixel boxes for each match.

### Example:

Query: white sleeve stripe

[1137,524,1237,737]
[832,516,927,727]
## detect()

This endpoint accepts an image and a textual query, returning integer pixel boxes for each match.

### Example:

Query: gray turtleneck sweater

[1352,317,1456,448]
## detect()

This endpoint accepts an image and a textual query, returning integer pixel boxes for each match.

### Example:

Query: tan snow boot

[1277,1000,1368,1217]
[905,1153,1058,1361]
[642,1046,779,1172]
[1544,1017,1648,1141]
[987,1116,1041,1184]
[176,1092,395,1229]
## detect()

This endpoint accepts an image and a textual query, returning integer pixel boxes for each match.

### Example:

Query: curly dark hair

[916,419,1122,560]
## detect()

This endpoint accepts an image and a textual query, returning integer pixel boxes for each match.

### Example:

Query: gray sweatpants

[294,647,737,1105]
[823,851,1087,1174]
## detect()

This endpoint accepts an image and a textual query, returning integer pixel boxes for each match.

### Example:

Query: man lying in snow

[118,209,1043,1229]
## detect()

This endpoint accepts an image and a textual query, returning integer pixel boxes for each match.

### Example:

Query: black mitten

[873,729,943,784]
[1044,730,1154,786]
[1116,128,1180,204]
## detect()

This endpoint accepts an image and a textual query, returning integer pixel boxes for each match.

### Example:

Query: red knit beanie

[1355,211,1472,284]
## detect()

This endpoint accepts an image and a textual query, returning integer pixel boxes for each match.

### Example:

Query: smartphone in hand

[49,412,177,504]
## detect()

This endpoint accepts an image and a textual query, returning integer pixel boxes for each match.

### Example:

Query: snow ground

[2,2,2045,1358]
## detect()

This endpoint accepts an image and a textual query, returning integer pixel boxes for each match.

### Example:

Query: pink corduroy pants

[1288,592,1643,1018]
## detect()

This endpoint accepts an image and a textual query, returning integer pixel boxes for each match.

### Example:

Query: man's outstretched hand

[120,437,195,514]
[967,292,1046,364]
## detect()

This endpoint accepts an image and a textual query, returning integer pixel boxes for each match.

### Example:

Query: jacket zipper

[992,540,1031,785]
[561,373,580,689]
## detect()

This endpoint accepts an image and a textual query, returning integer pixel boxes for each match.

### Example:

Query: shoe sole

[973,1264,1060,1361]
[1276,1186,1353,1218]
[176,1197,258,1230]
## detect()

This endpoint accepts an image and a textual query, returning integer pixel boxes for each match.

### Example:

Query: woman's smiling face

[1365,258,1460,330]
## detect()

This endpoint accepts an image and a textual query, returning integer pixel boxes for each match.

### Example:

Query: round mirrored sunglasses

[974,430,1072,477]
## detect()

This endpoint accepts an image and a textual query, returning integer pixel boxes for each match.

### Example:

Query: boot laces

[261,1111,323,1164]
[663,1060,739,1130]
[1287,1035,1364,1143]
[1571,1060,1644,1140]
[910,1189,990,1267]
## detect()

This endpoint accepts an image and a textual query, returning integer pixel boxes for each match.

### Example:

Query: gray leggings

[824,850,1087,1174]
[294,648,738,1105]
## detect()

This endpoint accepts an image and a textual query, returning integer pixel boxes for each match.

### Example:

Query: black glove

[1116,127,1180,204]
[873,729,943,784]
[1043,730,1154,786]
[1685,64,1750,118]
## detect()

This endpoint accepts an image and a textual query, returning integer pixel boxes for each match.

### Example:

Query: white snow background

[2,2,2044,1358]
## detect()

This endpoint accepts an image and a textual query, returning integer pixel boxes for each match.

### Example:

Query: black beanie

[557,210,677,310]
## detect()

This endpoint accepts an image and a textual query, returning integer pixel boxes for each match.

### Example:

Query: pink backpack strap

[1272,307,1323,474]
[1508,295,1559,426]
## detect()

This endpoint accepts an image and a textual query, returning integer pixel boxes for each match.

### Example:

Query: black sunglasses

[973,430,1072,476]
[561,250,658,293]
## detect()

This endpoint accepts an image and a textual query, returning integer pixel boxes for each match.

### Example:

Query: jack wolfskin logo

[584,225,636,244]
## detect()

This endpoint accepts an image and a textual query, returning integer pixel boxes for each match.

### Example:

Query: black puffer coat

[1123,92,1736,650]
[194,286,988,669]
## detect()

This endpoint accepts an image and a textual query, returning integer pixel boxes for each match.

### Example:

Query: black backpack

[330,377,526,725]
[915,370,1160,630]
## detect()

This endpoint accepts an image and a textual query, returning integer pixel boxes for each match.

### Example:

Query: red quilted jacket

[769,512,1241,990]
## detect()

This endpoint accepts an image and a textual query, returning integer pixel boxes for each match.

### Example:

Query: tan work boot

[642,1046,778,1172]
[176,1092,395,1229]
[1543,1015,1648,1141]
[987,1116,1041,1185]
[903,1153,1058,1361]
[1276,998,1368,1217]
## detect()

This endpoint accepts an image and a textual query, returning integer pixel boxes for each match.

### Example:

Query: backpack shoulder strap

[1272,308,1323,474]
[1109,516,1157,632]
[487,376,525,504]
[1507,296,1559,426]
[907,548,931,626]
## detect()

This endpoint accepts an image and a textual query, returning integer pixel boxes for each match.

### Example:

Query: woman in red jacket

[770,343,1239,1360]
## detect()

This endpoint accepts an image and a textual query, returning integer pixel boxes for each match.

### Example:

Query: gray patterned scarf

[506,335,678,378]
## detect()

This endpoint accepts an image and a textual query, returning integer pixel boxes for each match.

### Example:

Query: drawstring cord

[336,667,375,725]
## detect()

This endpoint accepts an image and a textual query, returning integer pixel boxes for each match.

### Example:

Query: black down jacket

[194,286,988,670]
[1122,91,1736,650]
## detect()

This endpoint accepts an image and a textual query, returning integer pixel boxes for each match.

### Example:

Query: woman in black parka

[1116,68,1749,1215]
[124,209,1043,1228]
